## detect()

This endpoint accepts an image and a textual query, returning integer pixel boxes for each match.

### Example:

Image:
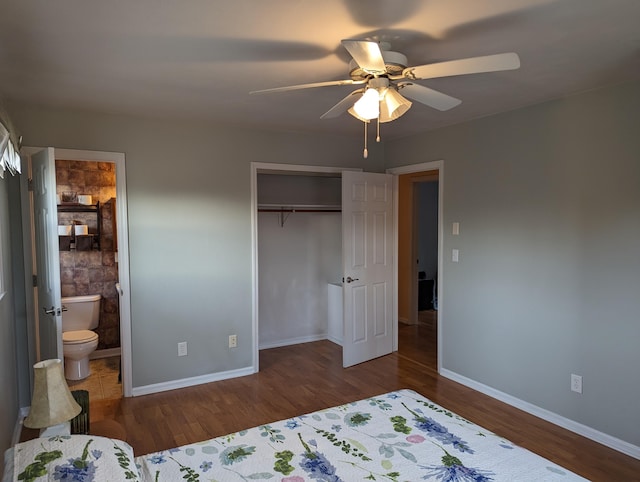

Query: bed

[5,388,586,481]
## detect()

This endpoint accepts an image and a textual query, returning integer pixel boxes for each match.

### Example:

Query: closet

[257,173,342,350]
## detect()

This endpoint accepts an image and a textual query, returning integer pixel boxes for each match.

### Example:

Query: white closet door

[342,171,394,367]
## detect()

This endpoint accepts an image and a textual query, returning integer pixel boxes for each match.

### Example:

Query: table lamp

[23,359,82,437]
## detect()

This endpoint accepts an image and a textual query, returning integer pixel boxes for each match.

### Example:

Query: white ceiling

[1,0,639,140]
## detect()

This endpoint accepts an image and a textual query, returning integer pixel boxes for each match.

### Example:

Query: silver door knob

[43,306,56,315]
[345,276,360,283]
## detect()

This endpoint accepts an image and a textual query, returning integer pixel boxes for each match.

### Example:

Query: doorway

[22,147,133,397]
[251,163,395,371]
[388,161,443,372]
[55,158,122,401]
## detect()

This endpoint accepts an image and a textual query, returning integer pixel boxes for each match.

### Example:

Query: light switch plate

[178,341,187,357]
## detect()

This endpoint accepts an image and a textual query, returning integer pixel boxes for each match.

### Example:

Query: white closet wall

[257,175,341,349]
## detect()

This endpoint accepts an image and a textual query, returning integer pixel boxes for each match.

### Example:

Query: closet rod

[258,208,341,213]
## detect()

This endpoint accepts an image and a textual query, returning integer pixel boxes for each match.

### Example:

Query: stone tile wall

[56,160,120,349]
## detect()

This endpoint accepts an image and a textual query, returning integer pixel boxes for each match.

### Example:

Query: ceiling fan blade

[250,79,362,95]
[320,90,363,119]
[403,53,520,80]
[341,39,387,75]
[399,83,462,111]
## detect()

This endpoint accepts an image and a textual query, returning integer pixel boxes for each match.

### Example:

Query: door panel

[31,148,63,361]
[342,171,394,367]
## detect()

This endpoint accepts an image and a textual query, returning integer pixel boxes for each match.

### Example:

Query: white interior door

[31,148,63,361]
[342,171,394,367]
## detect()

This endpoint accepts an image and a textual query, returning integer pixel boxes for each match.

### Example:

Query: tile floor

[67,356,122,401]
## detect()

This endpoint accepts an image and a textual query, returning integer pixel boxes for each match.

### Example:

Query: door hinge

[32,274,38,287]
[27,178,34,191]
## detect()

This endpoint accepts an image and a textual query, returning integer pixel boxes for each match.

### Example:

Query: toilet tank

[61,294,101,331]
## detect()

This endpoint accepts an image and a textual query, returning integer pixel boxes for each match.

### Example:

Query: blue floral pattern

[14,435,140,482]
[135,389,587,481]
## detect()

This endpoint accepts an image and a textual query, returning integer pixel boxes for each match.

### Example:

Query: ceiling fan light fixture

[352,87,380,120]
[379,89,412,123]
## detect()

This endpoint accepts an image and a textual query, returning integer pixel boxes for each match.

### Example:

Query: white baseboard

[132,336,328,397]
[90,347,121,360]
[440,368,640,460]
[131,366,255,397]
[259,334,327,351]
[326,334,342,346]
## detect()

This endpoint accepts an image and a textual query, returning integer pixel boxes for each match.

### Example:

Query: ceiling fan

[251,39,520,157]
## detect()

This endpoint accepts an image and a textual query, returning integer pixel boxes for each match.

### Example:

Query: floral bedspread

[10,434,140,481]
[135,389,586,481]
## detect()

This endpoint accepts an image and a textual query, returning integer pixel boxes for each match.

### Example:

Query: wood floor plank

[84,338,639,481]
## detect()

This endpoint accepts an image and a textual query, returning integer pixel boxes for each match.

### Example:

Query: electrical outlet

[571,374,582,394]
[178,341,188,357]
[229,335,237,348]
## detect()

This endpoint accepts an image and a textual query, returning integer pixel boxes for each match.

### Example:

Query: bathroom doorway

[23,147,133,398]
[55,159,122,400]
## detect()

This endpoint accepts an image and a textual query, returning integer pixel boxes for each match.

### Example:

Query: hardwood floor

[398,310,438,368]
[88,332,640,481]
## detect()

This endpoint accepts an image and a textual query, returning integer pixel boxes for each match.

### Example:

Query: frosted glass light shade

[24,359,81,429]
[352,88,380,120]
[379,89,412,123]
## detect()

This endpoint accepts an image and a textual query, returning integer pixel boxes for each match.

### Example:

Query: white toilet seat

[63,330,98,345]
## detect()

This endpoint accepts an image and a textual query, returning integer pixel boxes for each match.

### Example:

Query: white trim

[250,163,259,373]
[386,160,444,372]
[259,334,328,351]
[441,368,640,460]
[254,162,361,175]
[53,149,125,163]
[250,162,363,375]
[132,366,255,397]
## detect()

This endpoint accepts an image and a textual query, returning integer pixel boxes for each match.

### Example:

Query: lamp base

[39,421,71,438]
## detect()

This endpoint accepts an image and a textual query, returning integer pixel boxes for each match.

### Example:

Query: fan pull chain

[376,116,381,143]
[363,121,368,159]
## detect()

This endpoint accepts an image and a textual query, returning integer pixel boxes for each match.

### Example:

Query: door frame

[21,147,134,397]
[387,160,444,371]
[250,162,361,372]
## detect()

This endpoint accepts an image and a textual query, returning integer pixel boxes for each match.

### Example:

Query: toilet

[61,294,101,380]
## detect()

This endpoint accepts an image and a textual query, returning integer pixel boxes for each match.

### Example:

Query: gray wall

[0,174,21,471]
[4,80,639,453]
[386,80,640,446]
[8,103,383,392]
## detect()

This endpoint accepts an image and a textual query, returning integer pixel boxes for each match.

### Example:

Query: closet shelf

[258,203,341,213]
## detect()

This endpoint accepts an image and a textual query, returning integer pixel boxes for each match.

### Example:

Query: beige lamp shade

[24,359,81,429]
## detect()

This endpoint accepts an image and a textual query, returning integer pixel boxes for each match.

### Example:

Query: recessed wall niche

[56,160,120,350]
